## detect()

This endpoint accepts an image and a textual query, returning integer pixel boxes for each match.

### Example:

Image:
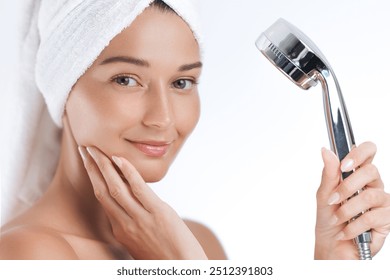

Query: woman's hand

[315,142,390,259]
[78,146,208,260]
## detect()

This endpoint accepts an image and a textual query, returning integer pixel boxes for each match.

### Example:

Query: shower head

[255,18,354,162]
[255,18,330,90]
[255,18,372,260]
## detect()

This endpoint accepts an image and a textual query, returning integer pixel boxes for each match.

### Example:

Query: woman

[1,0,389,259]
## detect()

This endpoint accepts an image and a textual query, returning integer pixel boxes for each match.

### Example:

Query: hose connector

[354,231,372,260]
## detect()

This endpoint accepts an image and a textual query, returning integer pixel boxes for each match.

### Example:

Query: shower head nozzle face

[255,18,328,90]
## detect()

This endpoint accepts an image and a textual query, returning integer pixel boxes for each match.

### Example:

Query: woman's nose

[142,83,173,129]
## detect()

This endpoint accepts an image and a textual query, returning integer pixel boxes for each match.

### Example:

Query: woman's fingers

[79,146,145,218]
[340,141,377,173]
[78,146,131,220]
[112,155,164,213]
[79,147,206,259]
[333,188,388,225]
[337,206,390,240]
[325,142,382,206]
[328,164,384,205]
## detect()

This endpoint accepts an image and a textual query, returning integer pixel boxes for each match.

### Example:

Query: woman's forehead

[95,7,201,65]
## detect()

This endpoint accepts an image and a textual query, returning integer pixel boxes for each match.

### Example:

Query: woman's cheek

[66,86,113,145]
[176,94,200,136]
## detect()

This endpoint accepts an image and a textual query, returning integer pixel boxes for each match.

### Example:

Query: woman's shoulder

[184,219,227,260]
[0,224,78,259]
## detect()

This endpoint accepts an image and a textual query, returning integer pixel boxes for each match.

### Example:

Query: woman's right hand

[315,143,390,259]
[78,146,208,260]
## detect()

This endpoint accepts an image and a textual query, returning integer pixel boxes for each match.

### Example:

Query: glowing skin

[66,7,201,182]
[0,6,227,260]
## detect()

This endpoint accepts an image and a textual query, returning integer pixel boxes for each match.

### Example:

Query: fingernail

[328,192,340,205]
[112,156,122,168]
[78,146,87,161]
[335,231,345,240]
[329,215,338,225]
[86,147,97,161]
[341,159,354,172]
[321,147,338,164]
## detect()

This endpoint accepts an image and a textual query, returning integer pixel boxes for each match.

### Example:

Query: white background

[1,0,390,264]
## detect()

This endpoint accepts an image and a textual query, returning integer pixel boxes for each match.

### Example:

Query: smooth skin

[0,5,226,260]
[1,5,390,260]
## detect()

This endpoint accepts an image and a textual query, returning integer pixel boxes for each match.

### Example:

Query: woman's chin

[140,169,168,183]
[131,160,171,183]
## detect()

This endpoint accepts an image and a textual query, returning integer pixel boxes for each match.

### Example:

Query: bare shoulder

[0,225,78,260]
[184,219,227,260]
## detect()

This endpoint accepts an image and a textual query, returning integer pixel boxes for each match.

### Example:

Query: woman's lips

[128,140,171,157]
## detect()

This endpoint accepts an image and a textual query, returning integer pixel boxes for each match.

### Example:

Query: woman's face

[65,6,201,182]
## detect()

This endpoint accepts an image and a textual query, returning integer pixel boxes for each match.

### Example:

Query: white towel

[1,0,202,225]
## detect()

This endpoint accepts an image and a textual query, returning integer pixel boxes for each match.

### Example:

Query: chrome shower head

[256,18,354,163]
[255,18,329,90]
[256,18,372,260]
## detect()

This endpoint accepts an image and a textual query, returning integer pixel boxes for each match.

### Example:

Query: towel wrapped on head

[1,0,201,225]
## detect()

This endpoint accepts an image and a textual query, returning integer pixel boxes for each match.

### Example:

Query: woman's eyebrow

[100,56,150,67]
[99,56,202,71]
[178,62,202,71]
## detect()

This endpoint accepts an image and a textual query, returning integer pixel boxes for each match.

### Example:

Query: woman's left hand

[315,142,390,259]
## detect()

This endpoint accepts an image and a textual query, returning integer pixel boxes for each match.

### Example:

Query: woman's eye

[172,79,195,90]
[113,76,138,87]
